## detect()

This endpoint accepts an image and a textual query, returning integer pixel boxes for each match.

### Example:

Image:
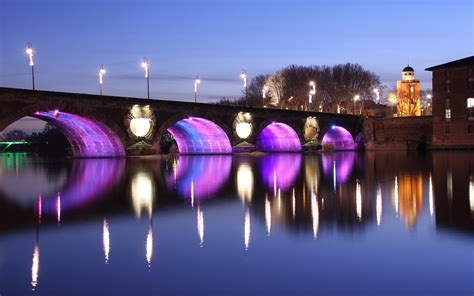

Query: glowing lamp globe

[130,118,151,137]
[236,122,252,139]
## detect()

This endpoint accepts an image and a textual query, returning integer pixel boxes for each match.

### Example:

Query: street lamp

[388,94,397,116]
[26,43,35,90]
[373,88,380,103]
[194,75,201,103]
[141,58,150,99]
[241,70,248,106]
[262,85,268,107]
[353,95,360,114]
[99,64,106,95]
[309,81,316,109]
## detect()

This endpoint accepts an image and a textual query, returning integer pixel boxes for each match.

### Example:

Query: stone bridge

[0,87,362,157]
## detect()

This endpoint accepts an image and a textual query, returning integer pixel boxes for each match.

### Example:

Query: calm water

[0,151,472,295]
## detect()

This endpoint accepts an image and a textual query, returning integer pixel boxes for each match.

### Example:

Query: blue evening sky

[1,0,473,104]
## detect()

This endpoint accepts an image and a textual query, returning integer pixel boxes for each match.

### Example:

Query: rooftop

[425,56,474,71]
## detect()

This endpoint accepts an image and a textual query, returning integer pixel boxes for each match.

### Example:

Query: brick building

[397,66,421,116]
[426,56,474,149]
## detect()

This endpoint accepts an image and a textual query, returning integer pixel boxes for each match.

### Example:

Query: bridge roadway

[0,87,362,157]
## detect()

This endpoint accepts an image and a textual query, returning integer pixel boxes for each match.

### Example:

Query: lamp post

[309,81,316,110]
[425,93,432,115]
[353,95,360,114]
[141,58,150,99]
[194,75,201,103]
[262,85,268,107]
[373,88,380,103]
[240,70,248,106]
[388,94,397,116]
[99,64,106,96]
[26,43,35,90]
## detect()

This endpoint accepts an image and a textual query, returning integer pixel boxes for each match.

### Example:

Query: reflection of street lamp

[373,88,380,103]
[241,70,248,105]
[194,75,201,103]
[262,85,268,107]
[99,65,106,95]
[141,58,150,99]
[26,43,35,90]
[353,95,360,114]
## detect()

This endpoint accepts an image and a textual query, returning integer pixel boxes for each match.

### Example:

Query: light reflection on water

[0,151,472,295]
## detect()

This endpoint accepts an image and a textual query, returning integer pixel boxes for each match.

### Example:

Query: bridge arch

[320,125,355,151]
[33,111,126,157]
[156,114,232,154]
[0,101,128,158]
[255,121,302,152]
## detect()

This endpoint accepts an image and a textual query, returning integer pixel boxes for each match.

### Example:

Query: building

[397,66,421,116]
[426,56,474,148]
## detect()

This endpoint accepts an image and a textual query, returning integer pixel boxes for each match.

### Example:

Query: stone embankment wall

[363,116,432,150]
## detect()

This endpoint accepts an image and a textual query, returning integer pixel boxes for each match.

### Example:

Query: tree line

[218,63,381,113]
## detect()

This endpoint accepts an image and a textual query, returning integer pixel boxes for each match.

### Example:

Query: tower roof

[402,65,414,72]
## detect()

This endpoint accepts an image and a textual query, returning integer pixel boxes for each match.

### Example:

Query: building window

[445,98,450,108]
[445,125,451,135]
[446,70,450,78]
[446,80,451,92]
[468,124,474,134]
[468,98,474,119]
[410,86,414,93]
[445,108,451,121]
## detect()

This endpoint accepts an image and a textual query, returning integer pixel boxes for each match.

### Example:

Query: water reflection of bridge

[2,151,474,291]
[0,152,472,236]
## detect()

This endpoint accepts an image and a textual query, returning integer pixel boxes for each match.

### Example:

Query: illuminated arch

[256,122,301,152]
[321,126,355,150]
[167,117,232,154]
[33,111,125,158]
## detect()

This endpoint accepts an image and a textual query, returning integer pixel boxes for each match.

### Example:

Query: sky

[0,0,473,132]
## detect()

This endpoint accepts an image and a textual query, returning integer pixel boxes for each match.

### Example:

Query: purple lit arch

[256,122,301,152]
[321,126,355,150]
[167,117,232,154]
[33,111,125,158]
